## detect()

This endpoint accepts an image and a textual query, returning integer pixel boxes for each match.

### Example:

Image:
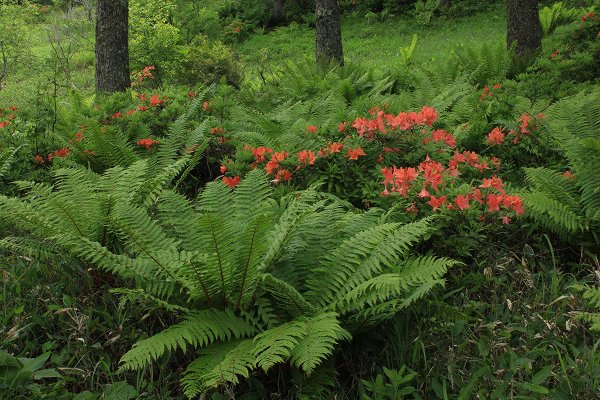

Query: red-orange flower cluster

[223,176,241,188]
[137,138,159,150]
[486,127,505,145]
[48,147,70,161]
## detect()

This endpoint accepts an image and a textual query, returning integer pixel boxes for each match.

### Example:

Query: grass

[234,5,506,76]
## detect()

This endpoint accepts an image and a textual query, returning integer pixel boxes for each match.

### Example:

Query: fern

[572,285,600,332]
[0,146,19,179]
[290,312,350,375]
[120,309,257,371]
[524,91,600,245]
[539,2,580,36]
[182,340,257,397]
[0,160,454,397]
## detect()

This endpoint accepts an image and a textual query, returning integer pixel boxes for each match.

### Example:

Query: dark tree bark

[273,0,286,25]
[316,0,343,67]
[95,0,130,93]
[506,0,542,57]
[439,0,451,9]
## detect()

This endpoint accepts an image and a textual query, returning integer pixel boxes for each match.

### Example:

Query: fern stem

[235,220,261,312]
[120,225,177,282]
[207,217,228,306]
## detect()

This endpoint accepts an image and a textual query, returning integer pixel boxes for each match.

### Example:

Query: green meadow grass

[234,5,507,75]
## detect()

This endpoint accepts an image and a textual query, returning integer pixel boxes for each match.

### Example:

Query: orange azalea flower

[275,169,292,183]
[223,176,241,188]
[502,195,524,215]
[486,194,504,212]
[306,125,317,134]
[265,159,279,175]
[454,194,470,210]
[271,151,289,162]
[251,146,272,163]
[480,176,504,193]
[486,127,505,145]
[417,106,438,127]
[327,142,343,153]
[347,146,366,160]
[297,150,316,165]
[428,195,447,211]
[137,138,159,150]
[150,95,164,107]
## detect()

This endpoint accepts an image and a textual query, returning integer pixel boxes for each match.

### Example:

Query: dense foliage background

[0,0,599,399]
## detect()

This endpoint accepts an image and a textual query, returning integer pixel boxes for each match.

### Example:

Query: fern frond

[182,339,256,397]
[120,309,257,371]
[0,146,19,178]
[523,192,586,233]
[290,312,350,375]
[253,320,307,372]
[262,274,315,317]
[333,256,456,314]
[307,218,433,308]
[233,169,273,222]
[524,167,580,209]
[111,288,190,312]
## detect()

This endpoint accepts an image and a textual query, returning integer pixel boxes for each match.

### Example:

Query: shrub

[129,0,181,83]
[176,36,244,88]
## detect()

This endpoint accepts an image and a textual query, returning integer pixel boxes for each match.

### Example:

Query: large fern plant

[0,162,456,397]
[522,91,600,246]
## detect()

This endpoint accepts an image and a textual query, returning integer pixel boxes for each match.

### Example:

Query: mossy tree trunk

[316,0,343,67]
[95,0,130,93]
[273,0,286,25]
[506,0,542,58]
[439,0,451,9]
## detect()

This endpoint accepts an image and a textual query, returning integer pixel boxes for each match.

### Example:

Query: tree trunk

[439,0,451,9]
[95,0,130,93]
[273,0,285,25]
[316,0,343,67]
[506,0,542,58]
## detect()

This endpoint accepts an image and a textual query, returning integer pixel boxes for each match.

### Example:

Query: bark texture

[273,0,286,25]
[95,0,130,93]
[316,0,343,67]
[506,0,542,57]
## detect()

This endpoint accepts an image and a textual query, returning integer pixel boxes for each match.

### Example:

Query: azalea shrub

[217,104,526,256]
[24,84,206,174]
[518,6,600,100]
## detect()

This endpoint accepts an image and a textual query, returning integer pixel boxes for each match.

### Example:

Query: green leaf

[517,381,549,395]
[102,380,138,400]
